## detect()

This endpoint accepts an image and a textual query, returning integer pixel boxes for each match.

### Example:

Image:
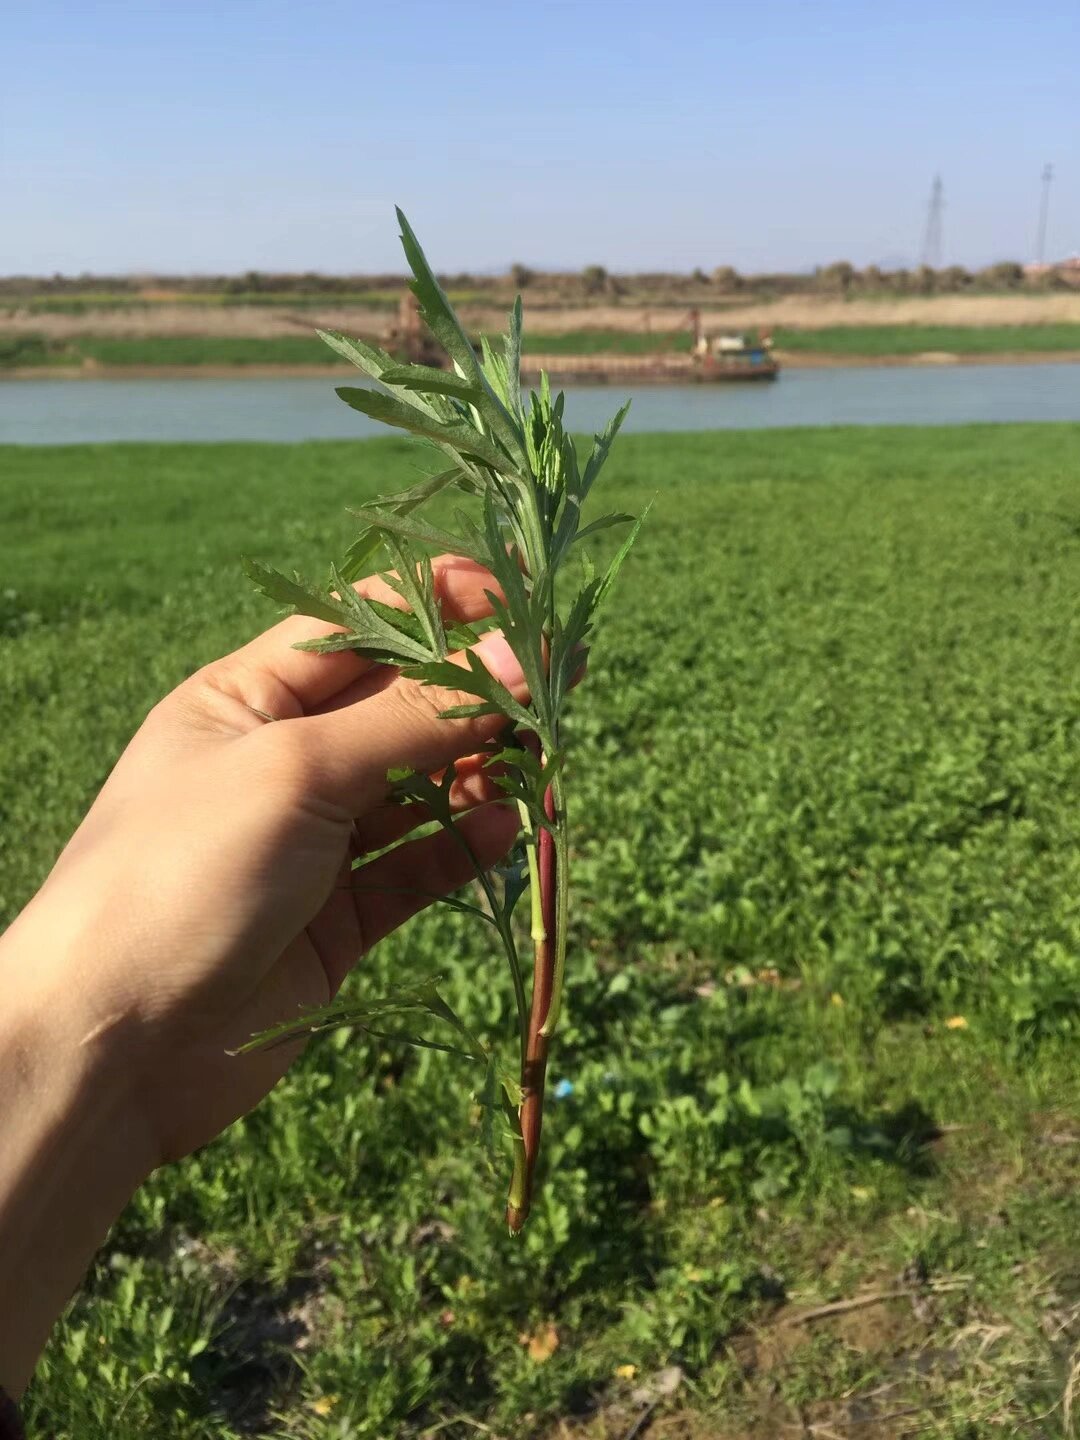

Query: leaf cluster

[247,209,642,768]
[242,209,643,1172]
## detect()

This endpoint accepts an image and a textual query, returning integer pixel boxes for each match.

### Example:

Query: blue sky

[3,0,1077,276]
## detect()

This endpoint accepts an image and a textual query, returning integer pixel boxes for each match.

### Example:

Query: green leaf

[406,652,536,734]
[437,701,504,720]
[395,208,527,464]
[582,401,631,497]
[278,566,440,666]
[494,849,531,920]
[388,763,459,825]
[317,329,398,381]
[291,632,375,656]
[354,507,488,567]
[336,387,517,476]
[230,977,466,1054]
[549,402,632,563]
[396,209,488,388]
[341,467,467,581]
[503,296,523,419]
[318,329,452,421]
[376,537,447,657]
[596,500,652,609]
[243,557,352,628]
[476,1054,500,1159]
[379,364,487,404]
[573,513,634,546]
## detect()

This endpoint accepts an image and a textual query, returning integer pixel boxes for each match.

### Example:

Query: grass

[774,322,1080,355]
[6,323,1080,371]
[4,426,1080,1437]
[0,290,488,316]
[0,333,338,368]
[519,329,695,355]
[1,330,697,369]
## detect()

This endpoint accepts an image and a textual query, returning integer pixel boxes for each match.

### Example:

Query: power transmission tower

[921,174,944,268]
[1036,162,1053,266]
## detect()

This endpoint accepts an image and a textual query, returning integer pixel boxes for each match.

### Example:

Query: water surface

[2,364,1079,444]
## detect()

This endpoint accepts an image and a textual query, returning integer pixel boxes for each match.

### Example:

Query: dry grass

[7,292,1080,342]
[694,292,1080,330]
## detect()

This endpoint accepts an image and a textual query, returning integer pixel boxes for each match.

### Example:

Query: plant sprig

[244,209,643,1230]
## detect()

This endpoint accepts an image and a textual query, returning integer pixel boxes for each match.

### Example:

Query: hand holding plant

[0,548,535,1389]
[244,211,642,1228]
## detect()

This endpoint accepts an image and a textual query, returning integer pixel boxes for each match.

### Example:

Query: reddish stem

[506,784,557,1232]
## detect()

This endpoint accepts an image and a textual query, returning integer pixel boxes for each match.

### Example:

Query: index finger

[224,554,504,715]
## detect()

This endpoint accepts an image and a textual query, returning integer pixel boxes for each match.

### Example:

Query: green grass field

[0,290,486,317]
[1,330,696,368]
[5,322,1080,371]
[0,333,337,368]
[520,330,696,355]
[773,323,1080,355]
[4,427,1080,1438]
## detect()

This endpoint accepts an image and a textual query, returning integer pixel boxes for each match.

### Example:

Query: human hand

[22,553,527,1161]
[0,555,525,1390]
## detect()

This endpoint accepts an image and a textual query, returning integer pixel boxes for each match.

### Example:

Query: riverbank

[6,316,1080,378]
[5,348,1080,381]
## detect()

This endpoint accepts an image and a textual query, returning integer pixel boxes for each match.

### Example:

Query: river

[2,363,1079,444]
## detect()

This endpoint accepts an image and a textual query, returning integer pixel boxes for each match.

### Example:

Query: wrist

[0,905,157,1395]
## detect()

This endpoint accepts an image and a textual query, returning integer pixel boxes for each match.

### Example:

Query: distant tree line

[2,259,1076,299]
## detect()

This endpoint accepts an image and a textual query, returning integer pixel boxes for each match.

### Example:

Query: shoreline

[3,350,1080,382]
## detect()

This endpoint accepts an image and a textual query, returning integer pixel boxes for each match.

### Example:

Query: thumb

[261,630,528,818]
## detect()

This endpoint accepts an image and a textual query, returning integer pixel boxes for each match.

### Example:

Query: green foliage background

[6,323,1080,371]
[4,426,1080,1435]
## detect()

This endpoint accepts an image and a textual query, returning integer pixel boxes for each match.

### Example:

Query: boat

[690,322,779,382]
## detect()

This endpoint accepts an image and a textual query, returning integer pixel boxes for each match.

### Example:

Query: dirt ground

[5,292,1080,341]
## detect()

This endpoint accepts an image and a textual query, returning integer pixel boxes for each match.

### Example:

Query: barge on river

[521,311,778,385]
[518,337,779,386]
[389,291,779,385]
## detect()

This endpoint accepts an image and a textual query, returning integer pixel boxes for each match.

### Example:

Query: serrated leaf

[318,329,452,421]
[396,210,487,386]
[354,507,488,567]
[596,500,652,609]
[336,386,517,476]
[389,764,458,825]
[232,977,459,1054]
[292,632,379,656]
[379,364,487,403]
[375,538,447,657]
[243,557,353,628]
[271,566,439,666]
[341,467,467,581]
[406,652,536,733]
[573,513,634,546]
[438,701,504,720]
[395,209,528,466]
[582,401,631,496]
[317,329,398,381]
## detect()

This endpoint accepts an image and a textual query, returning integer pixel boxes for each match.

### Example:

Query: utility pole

[921,175,944,269]
[1036,163,1053,266]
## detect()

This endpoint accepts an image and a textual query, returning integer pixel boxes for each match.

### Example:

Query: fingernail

[474,630,526,693]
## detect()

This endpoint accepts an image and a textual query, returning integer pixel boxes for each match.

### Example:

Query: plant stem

[506,781,557,1233]
[539,770,569,1038]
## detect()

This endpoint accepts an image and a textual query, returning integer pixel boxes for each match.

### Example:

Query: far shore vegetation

[3,256,1079,309]
[5,323,1080,372]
